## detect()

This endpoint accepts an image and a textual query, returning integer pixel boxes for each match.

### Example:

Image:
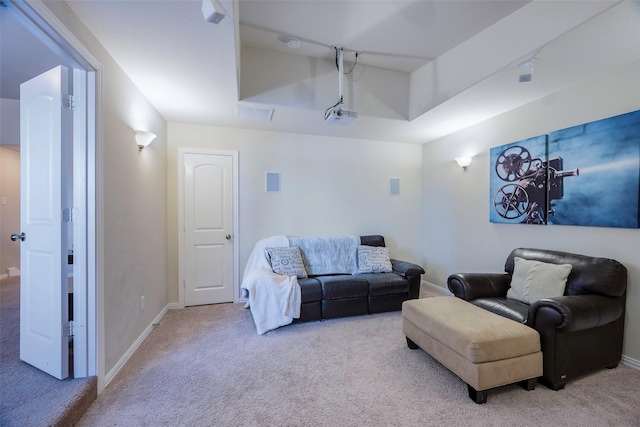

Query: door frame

[6,0,103,387]
[178,148,239,307]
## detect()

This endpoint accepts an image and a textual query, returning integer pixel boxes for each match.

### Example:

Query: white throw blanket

[241,235,301,335]
[289,235,360,275]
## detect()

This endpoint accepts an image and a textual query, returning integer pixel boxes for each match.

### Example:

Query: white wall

[45,2,169,379]
[0,99,20,276]
[0,146,20,276]
[422,59,640,362]
[167,124,423,302]
[0,99,20,147]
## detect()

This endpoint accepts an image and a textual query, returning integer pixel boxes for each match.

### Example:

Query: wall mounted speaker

[389,177,400,196]
[265,172,281,193]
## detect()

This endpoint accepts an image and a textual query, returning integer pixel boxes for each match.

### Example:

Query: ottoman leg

[406,337,419,349]
[519,378,537,391]
[467,385,487,404]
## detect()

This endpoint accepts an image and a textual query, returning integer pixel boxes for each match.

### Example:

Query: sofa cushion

[297,278,322,303]
[507,257,571,304]
[317,276,368,300]
[265,246,308,279]
[358,272,409,296]
[358,245,393,273]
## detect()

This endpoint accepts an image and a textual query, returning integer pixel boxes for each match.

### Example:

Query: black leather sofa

[297,235,425,322]
[447,248,627,390]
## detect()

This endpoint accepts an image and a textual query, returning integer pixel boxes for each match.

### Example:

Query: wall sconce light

[455,156,472,170]
[134,130,156,151]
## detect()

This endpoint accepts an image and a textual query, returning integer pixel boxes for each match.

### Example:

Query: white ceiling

[3,1,640,145]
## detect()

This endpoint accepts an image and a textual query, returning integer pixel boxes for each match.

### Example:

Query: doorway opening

[0,0,99,383]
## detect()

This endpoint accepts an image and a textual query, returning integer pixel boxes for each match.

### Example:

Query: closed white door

[182,152,235,306]
[19,66,70,379]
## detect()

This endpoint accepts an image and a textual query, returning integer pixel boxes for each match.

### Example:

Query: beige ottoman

[402,296,542,403]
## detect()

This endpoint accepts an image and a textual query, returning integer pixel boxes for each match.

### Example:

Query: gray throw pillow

[265,246,308,279]
[507,256,572,304]
[358,245,393,274]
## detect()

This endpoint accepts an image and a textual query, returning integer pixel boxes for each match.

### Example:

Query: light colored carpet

[0,277,96,427]
[79,297,640,426]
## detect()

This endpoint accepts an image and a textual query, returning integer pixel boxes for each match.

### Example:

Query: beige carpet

[0,277,96,426]
[79,295,640,426]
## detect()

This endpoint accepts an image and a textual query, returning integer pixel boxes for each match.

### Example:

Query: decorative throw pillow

[265,246,308,279]
[357,245,393,274]
[507,256,572,304]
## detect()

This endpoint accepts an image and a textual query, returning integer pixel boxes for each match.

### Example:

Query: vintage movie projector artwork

[490,109,640,228]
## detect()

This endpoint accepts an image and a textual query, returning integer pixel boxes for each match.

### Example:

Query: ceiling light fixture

[202,0,225,24]
[285,37,300,49]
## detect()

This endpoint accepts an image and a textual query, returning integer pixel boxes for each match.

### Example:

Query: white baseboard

[104,303,171,388]
[0,274,7,280]
[622,355,640,371]
[7,267,19,277]
[421,280,452,296]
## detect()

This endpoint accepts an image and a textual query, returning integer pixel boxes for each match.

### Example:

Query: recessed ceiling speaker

[202,0,225,24]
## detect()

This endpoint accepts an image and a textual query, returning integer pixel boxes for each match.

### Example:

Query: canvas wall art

[488,109,640,228]
[490,135,548,224]
[547,110,640,228]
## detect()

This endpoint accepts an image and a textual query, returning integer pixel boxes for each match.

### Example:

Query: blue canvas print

[547,110,640,228]
[490,135,548,224]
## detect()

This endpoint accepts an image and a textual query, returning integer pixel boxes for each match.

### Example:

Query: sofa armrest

[391,259,425,277]
[447,273,511,301]
[528,294,625,332]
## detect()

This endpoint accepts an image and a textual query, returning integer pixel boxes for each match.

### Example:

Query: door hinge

[64,94,76,110]
[67,321,84,337]
[62,208,75,223]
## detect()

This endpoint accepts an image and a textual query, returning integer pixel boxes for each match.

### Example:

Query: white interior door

[182,152,235,306]
[19,65,69,379]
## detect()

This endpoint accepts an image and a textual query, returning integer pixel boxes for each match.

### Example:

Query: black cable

[324,96,343,120]
[344,52,359,74]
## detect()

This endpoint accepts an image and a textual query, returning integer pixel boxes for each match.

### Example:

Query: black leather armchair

[447,248,627,390]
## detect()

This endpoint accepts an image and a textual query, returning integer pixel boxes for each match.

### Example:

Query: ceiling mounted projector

[202,0,225,24]
[325,106,358,124]
[324,46,358,125]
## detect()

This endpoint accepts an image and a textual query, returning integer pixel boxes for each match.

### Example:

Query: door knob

[11,232,26,242]
[225,234,232,240]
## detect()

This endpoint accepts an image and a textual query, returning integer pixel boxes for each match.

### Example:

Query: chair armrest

[528,295,625,332]
[447,273,511,301]
[391,259,425,277]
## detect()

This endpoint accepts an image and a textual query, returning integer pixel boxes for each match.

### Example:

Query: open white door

[181,151,236,306]
[19,65,70,379]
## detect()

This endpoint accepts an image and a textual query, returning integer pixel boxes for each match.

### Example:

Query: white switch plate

[1,197,6,206]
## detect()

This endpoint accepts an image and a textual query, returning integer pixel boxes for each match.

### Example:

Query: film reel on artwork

[493,183,529,220]
[494,146,534,182]
[492,145,545,223]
